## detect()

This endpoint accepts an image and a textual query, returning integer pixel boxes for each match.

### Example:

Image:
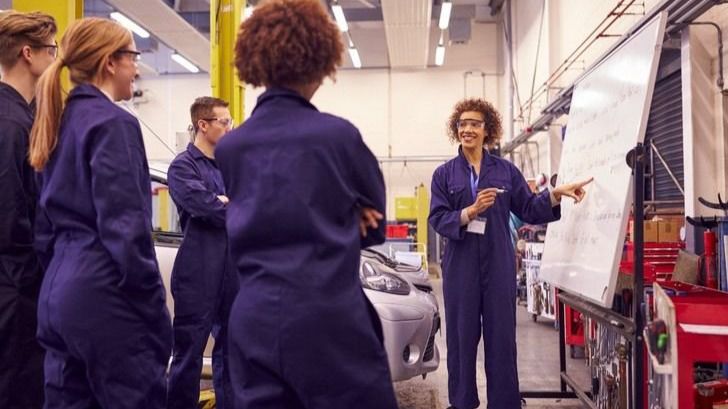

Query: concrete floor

[201,277,591,408]
[393,278,589,409]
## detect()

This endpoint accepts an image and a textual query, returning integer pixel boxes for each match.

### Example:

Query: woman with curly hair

[215,0,397,408]
[429,99,592,409]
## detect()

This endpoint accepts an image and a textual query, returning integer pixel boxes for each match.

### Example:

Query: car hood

[361,250,432,291]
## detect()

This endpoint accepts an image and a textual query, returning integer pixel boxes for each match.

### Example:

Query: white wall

[506,0,664,177]
[243,67,501,217]
[135,67,502,218]
[505,1,728,218]
[681,6,728,217]
[134,74,212,160]
[698,5,728,197]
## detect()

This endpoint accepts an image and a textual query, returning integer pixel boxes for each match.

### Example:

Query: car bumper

[366,290,440,382]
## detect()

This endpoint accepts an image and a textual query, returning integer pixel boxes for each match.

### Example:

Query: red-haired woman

[29,18,171,409]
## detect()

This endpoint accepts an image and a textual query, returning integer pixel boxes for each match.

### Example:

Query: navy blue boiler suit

[429,148,560,409]
[35,84,172,409]
[167,143,237,409]
[0,82,45,409]
[215,88,398,409]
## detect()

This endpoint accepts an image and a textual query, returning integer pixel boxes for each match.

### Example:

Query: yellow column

[416,183,429,254]
[210,0,245,125]
[158,188,171,232]
[14,0,82,91]
[14,0,83,37]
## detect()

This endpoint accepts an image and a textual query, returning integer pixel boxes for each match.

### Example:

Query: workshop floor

[202,277,591,408]
[392,277,589,409]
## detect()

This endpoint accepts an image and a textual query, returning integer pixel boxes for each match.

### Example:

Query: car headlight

[360,261,410,295]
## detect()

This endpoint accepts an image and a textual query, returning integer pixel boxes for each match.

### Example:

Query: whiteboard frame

[540,11,668,307]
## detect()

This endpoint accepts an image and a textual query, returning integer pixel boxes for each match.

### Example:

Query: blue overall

[167,143,236,409]
[0,82,45,409]
[429,147,560,409]
[215,87,398,409]
[35,84,172,409]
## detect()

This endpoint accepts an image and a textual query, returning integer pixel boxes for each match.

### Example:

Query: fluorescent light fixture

[332,4,349,32]
[348,47,361,69]
[435,45,445,66]
[438,1,452,30]
[171,53,200,73]
[110,12,150,39]
[243,5,254,19]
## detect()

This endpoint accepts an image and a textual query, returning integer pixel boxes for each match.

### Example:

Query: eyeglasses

[202,117,234,128]
[30,43,58,58]
[115,49,141,62]
[456,119,485,130]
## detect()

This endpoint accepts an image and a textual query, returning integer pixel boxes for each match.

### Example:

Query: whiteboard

[540,12,667,307]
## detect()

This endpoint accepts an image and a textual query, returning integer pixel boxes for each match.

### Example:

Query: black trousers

[0,255,45,409]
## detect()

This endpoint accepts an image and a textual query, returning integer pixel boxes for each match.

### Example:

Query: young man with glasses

[0,10,57,409]
[167,96,237,409]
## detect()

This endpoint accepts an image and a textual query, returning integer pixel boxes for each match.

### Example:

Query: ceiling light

[243,5,254,19]
[438,1,452,30]
[348,47,361,69]
[435,45,445,66]
[171,53,199,73]
[110,12,150,39]
[332,4,349,32]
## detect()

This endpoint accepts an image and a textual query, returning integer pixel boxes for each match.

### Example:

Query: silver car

[148,161,440,382]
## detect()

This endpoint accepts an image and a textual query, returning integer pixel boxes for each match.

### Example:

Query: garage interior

[3,0,728,408]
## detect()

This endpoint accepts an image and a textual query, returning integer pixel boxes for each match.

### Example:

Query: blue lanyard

[469,165,479,200]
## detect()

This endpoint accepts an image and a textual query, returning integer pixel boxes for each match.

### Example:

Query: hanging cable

[526,0,546,126]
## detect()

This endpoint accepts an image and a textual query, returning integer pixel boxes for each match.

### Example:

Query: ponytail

[29,58,65,171]
[29,17,133,171]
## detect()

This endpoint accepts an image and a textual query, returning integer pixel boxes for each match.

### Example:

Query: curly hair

[446,98,503,146]
[234,0,343,88]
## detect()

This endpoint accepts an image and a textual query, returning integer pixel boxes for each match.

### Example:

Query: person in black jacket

[0,10,57,409]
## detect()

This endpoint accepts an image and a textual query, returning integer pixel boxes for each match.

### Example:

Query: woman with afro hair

[215,0,398,408]
[429,98,592,409]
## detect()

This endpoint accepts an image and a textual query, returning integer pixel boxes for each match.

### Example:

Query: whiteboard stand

[551,143,648,409]
[630,142,647,409]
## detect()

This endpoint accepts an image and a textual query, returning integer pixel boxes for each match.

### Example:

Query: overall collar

[456,145,495,173]
[251,86,318,116]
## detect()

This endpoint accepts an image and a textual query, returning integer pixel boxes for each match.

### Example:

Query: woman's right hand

[466,188,498,220]
[360,207,384,237]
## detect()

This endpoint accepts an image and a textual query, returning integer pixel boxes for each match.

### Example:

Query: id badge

[466,217,487,235]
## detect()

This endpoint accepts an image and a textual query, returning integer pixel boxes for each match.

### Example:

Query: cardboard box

[658,217,683,243]
[628,219,659,242]
[644,220,659,242]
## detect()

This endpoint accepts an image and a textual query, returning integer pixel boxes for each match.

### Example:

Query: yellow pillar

[14,0,83,37]
[210,0,245,125]
[157,188,171,232]
[416,183,429,254]
[14,0,82,91]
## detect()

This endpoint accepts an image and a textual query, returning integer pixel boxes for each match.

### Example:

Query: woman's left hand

[553,177,594,204]
[360,207,384,237]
